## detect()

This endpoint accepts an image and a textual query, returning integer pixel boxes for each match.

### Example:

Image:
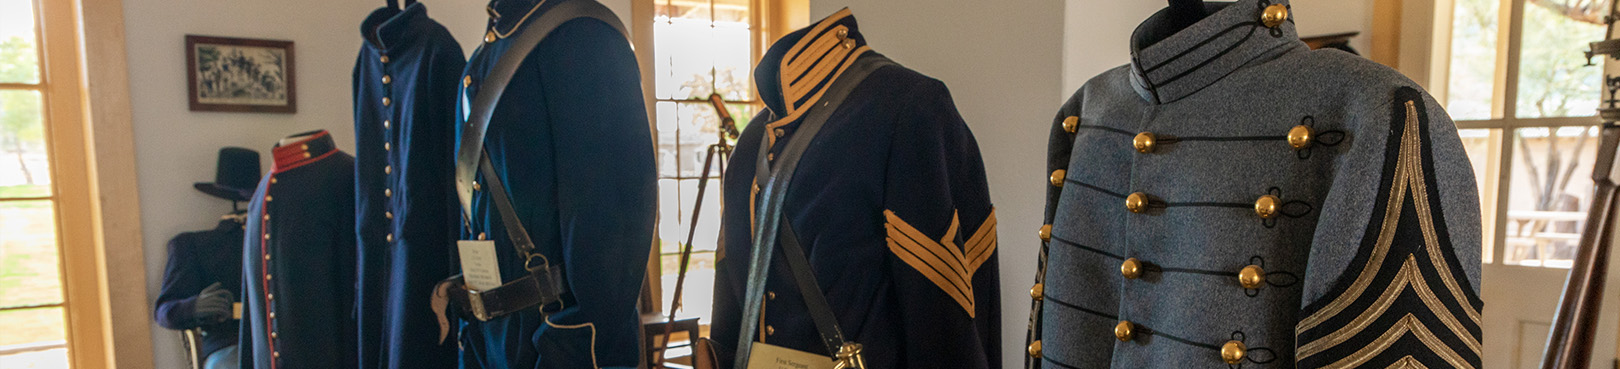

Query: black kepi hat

[194,147,261,202]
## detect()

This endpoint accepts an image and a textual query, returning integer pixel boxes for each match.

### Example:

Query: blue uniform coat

[353,4,466,369]
[453,1,655,368]
[239,131,359,369]
[710,10,1001,369]
[155,219,246,358]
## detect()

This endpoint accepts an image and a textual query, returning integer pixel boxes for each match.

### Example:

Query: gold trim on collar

[763,8,870,148]
[491,0,550,39]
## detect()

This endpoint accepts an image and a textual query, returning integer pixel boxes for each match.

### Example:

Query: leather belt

[441,0,627,322]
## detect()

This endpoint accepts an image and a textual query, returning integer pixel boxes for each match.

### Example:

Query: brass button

[1121,258,1143,279]
[1222,340,1247,364]
[270,332,277,339]
[767,153,775,161]
[1038,224,1052,242]
[768,291,776,300]
[1049,170,1066,187]
[484,31,497,43]
[1027,340,1042,358]
[463,76,473,87]
[385,211,393,219]
[478,232,487,240]
[379,55,389,64]
[1062,116,1079,133]
[272,351,280,358]
[1029,283,1044,301]
[1114,320,1134,342]
[265,195,273,202]
[267,293,274,301]
[384,120,391,129]
[262,233,270,241]
[1261,4,1289,28]
[270,177,277,184]
[1239,265,1266,289]
[1287,125,1313,150]
[837,28,850,39]
[262,214,270,221]
[302,152,311,159]
[382,97,391,106]
[1255,195,1280,219]
[385,165,392,174]
[265,274,272,281]
[1125,192,1148,213]
[382,75,392,84]
[268,312,276,319]
[773,128,785,137]
[841,38,856,49]
[1132,132,1157,153]
[386,233,394,242]
[263,253,270,261]
[384,142,391,151]
[473,182,481,191]
[766,326,776,335]
[384,189,392,197]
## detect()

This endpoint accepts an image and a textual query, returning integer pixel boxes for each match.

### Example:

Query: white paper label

[457,240,503,291]
[746,343,835,369]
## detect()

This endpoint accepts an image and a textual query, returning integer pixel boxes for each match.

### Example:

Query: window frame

[0,0,129,366]
[1418,0,1607,268]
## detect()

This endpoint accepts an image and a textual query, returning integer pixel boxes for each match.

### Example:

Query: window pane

[0,306,69,368]
[0,0,40,85]
[1515,3,1604,118]
[654,19,717,100]
[1,90,50,197]
[656,179,723,254]
[714,22,753,101]
[1503,126,1600,267]
[1457,128,1495,263]
[674,102,720,178]
[659,251,716,322]
[1445,0,1498,120]
[0,199,62,308]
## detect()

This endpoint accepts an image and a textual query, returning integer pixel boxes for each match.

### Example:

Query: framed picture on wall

[185,35,296,113]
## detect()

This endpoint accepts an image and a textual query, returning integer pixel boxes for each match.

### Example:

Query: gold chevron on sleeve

[885,209,995,317]
[1296,99,1482,367]
[963,209,998,276]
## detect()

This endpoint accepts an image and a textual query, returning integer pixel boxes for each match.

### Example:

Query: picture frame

[185,35,296,113]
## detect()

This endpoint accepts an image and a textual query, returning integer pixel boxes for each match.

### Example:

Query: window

[0,0,71,366]
[1438,0,1606,268]
[648,0,762,324]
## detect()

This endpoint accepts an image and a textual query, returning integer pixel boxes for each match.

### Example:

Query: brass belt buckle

[466,288,491,322]
[832,343,865,369]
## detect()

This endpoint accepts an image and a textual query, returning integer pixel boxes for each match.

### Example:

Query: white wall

[121,1,628,367]
[801,1,1064,368]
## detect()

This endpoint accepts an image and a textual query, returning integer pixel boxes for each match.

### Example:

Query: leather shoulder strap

[455,0,628,222]
[734,53,895,367]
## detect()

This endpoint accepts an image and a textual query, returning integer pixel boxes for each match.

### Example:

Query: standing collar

[271,130,338,172]
[485,0,559,38]
[1128,0,1308,105]
[361,2,432,51]
[754,8,871,143]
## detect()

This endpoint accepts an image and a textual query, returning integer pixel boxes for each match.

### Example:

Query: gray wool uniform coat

[1026,0,1485,368]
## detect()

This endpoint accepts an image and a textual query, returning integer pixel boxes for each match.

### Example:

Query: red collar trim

[271,130,337,172]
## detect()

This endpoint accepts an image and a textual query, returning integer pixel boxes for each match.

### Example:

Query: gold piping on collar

[490,0,550,39]
[763,8,870,148]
